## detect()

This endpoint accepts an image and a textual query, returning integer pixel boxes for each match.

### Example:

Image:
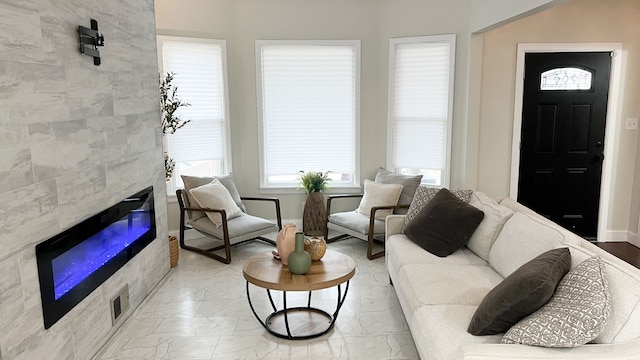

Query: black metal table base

[246,280,350,340]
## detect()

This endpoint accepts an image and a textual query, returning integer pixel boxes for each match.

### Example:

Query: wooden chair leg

[366,214,384,260]
[367,234,385,260]
[325,233,350,244]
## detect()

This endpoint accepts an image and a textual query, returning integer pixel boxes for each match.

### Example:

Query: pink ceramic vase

[276,223,297,265]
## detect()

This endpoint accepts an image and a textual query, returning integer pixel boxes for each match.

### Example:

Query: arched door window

[540,67,592,90]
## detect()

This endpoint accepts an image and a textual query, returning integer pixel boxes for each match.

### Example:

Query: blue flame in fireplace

[51,211,151,300]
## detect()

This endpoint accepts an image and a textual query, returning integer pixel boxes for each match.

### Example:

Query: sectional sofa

[386,191,640,360]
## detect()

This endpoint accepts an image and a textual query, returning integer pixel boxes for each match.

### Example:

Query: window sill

[259,186,362,195]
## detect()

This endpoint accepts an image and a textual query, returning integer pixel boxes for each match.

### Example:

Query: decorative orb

[304,237,327,261]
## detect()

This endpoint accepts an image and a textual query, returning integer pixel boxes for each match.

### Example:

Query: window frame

[386,34,456,188]
[255,39,361,193]
[157,35,233,198]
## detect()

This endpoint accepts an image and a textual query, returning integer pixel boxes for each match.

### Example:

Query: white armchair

[324,168,422,260]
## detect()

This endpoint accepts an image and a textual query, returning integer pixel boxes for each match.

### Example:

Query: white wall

[469,0,566,33]
[0,0,168,359]
[157,0,640,242]
[156,0,473,228]
[475,0,640,239]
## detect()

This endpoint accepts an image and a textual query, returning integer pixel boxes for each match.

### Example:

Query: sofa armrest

[462,339,640,360]
[386,215,405,237]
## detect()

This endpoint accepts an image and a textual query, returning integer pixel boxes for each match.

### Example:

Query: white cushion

[188,213,277,239]
[188,179,243,227]
[410,305,502,360]
[498,197,583,247]
[397,263,504,313]
[328,210,385,234]
[387,234,487,269]
[586,246,640,344]
[356,179,403,220]
[489,212,565,278]
[467,192,514,261]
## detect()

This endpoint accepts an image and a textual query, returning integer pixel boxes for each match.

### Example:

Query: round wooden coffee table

[242,249,356,340]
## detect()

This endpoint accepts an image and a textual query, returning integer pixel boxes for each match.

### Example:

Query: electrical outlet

[626,117,638,130]
[111,284,130,325]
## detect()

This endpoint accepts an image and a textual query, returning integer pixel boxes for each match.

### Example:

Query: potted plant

[298,171,330,236]
[160,72,191,267]
[160,72,190,182]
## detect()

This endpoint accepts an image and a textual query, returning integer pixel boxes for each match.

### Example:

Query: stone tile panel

[0,256,24,328]
[0,180,59,258]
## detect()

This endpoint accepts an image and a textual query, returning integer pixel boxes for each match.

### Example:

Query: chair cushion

[188,179,243,227]
[328,210,385,234]
[468,247,571,335]
[374,167,422,214]
[503,256,611,347]
[182,174,245,220]
[404,188,484,257]
[356,179,403,220]
[188,213,277,239]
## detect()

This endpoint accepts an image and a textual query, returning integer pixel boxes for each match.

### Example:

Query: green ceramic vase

[288,232,311,275]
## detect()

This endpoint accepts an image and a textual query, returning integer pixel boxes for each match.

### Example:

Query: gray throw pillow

[468,247,571,335]
[502,256,611,347]
[404,188,484,257]
[374,168,423,214]
[405,186,473,226]
[181,174,246,220]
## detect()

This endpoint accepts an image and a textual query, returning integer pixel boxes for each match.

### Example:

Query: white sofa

[386,192,640,360]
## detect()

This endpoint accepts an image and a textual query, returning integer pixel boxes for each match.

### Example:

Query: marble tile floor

[95,235,419,360]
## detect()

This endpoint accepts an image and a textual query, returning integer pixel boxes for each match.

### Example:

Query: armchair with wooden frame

[323,168,422,260]
[324,194,408,260]
[176,175,282,264]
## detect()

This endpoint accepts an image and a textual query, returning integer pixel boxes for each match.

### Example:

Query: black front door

[518,52,611,239]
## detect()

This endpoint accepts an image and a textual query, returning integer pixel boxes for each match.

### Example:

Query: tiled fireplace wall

[0,1,169,359]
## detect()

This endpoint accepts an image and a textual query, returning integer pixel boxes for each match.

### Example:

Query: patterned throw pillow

[404,187,473,226]
[502,256,611,347]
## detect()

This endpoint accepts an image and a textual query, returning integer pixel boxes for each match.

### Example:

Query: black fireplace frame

[36,186,156,329]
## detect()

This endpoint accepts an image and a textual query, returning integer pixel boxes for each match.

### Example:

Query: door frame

[509,43,623,242]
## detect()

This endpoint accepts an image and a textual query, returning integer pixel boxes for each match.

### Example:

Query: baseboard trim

[629,232,639,247]
[603,230,638,244]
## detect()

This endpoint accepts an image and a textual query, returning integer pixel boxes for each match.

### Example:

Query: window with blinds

[387,35,456,187]
[157,36,231,194]
[256,40,360,189]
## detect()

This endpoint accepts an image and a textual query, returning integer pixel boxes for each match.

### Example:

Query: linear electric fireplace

[36,186,156,329]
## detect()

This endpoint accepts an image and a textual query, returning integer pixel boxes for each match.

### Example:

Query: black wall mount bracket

[78,19,105,66]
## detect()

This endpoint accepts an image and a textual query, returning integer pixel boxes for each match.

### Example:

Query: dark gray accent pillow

[181,174,245,220]
[405,187,473,226]
[468,247,572,336]
[374,168,423,214]
[404,188,484,257]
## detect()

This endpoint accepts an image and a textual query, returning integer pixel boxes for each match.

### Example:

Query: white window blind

[388,35,456,186]
[257,41,359,188]
[158,36,230,192]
